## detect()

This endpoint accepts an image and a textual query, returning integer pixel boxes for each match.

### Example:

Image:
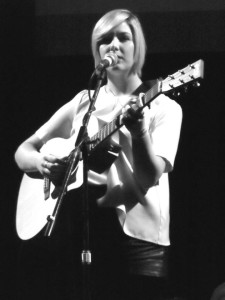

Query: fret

[144,81,161,105]
[104,125,107,139]
[107,122,110,136]
[111,120,114,133]
[100,127,103,141]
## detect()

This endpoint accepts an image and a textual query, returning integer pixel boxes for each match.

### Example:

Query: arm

[15,97,77,181]
[15,133,69,183]
[122,94,182,190]
[131,132,166,189]
[15,134,46,175]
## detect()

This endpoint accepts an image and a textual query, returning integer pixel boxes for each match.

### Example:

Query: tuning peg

[193,81,201,87]
[184,86,188,93]
[172,90,181,98]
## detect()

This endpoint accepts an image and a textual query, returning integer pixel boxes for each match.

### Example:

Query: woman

[15,9,182,300]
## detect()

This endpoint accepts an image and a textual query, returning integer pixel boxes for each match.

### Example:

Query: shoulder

[69,89,89,106]
[152,94,182,115]
[63,89,89,114]
[149,94,182,128]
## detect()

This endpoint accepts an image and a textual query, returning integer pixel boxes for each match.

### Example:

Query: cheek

[127,45,135,60]
[99,45,106,59]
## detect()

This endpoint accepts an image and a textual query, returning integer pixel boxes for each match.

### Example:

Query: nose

[109,36,120,51]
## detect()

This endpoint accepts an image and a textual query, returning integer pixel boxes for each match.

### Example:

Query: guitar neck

[89,114,124,150]
[88,59,204,152]
[91,82,161,150]
[89,80,162,150]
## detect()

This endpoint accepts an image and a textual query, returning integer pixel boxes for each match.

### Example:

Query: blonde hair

[91,9,147,77]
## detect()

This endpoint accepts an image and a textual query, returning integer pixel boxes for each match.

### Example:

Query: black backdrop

[1,1,225,299]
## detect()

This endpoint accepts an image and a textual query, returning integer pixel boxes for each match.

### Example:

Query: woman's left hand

[122,93,148,138]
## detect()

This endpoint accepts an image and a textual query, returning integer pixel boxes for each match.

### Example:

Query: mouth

[116,56,123,62]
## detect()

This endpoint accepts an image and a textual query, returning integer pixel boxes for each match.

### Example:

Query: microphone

[96,52,118,73]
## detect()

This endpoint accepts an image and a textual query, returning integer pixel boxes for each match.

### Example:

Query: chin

[109,65,129,74]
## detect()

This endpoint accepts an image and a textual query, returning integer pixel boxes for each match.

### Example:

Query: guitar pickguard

[88,137,122,173]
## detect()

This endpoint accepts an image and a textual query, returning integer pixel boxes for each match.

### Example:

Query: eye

[118,33,132,42]
[98,34,113,46]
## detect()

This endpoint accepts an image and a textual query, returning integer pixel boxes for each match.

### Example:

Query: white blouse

[36,85,182,246]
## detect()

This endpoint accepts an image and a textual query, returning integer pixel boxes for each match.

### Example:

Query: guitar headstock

[161,59,204,96]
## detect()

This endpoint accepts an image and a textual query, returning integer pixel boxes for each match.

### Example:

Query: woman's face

[98,21,135,74]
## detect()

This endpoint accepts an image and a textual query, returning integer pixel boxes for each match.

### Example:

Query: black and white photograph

[1,1,225,299]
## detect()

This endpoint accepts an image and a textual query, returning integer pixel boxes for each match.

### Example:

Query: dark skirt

[122,233,169,277]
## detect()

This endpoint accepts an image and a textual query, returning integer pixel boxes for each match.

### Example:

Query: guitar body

[16,135,120,240]
[16,136,84,240]
[16,174,57,240]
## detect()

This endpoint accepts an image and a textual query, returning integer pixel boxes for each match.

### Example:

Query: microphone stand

[76,68,106,300]
[62,70,105,300]
[44,68,106,299]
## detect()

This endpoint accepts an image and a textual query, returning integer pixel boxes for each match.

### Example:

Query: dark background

[1,1,225,299]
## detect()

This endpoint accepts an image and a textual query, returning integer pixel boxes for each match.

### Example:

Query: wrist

[131,129,149,139]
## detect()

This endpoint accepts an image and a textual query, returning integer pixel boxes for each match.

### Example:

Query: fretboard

[87,58,204,153]
[89,80,161,150]
[89,114,123,150]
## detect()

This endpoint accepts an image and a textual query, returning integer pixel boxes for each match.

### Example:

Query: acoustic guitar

[16,59,204,240]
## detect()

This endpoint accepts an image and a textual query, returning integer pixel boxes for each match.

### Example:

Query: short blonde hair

[91,9,147,77]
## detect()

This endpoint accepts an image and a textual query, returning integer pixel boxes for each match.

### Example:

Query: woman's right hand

[38,153,68,186]
[15,133,69,186]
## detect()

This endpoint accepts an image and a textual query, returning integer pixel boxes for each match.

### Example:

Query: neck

[106,72,142,96]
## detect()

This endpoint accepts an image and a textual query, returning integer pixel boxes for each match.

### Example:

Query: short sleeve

[35,90,88,143]
[151,95,183,172]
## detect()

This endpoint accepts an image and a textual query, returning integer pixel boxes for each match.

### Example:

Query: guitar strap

[132,79,159,96]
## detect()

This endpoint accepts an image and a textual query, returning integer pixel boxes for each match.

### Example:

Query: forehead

[111,21,132,35]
